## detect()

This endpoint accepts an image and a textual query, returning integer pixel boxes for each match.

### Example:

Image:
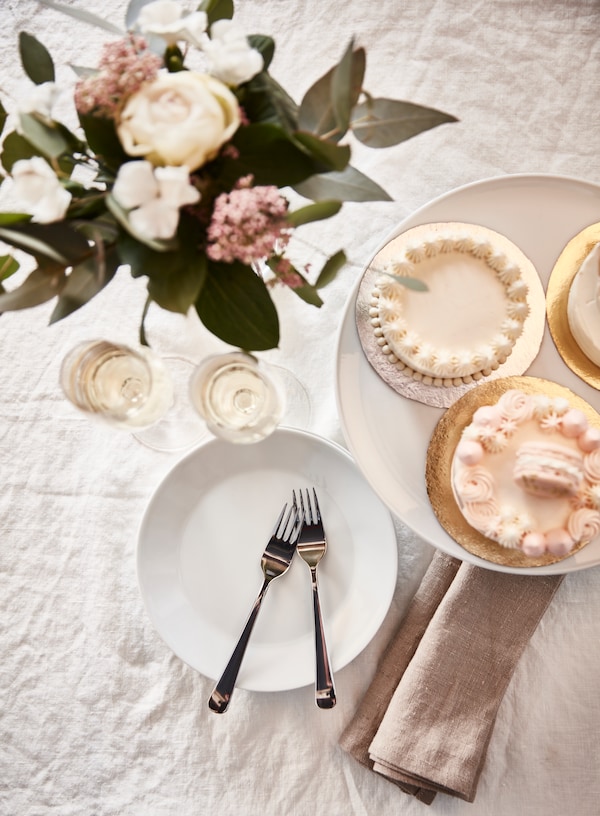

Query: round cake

[567,242,600,367]
[451,388,600,558]
[370,228,530,386]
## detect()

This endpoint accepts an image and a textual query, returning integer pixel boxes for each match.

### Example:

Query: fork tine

[298,488,307,523]
[282,499,304,544]
[304,487,315,525]
[311,487,321,523]
[270,503,287,536]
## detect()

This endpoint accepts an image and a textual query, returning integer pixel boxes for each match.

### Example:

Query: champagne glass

[60,339,208,451]
[60,339,172,427]
[189,351,311,444]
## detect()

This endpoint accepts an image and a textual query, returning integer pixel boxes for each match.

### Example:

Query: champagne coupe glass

[189,351,311,444]
[60,339,208,451]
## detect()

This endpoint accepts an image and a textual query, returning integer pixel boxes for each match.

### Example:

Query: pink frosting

[521,532,546,557]
[567,507,600,544]
[584,448,600,482]
[472,405,502,428]
[454,465,495,502]
[561,408,588,438]
[544,528,574,556]
[497,389,534,423]
[455,439,484,465]
[578,427,600,452]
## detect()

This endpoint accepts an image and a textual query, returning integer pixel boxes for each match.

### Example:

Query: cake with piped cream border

[370,228,530,387]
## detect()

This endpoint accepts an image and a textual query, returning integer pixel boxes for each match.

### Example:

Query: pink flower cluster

[206,180,290,266]
[74,35,162,117]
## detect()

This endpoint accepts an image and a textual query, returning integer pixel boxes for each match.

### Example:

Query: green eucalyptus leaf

[238,72,298,131]
[331,42,365,134]
[125,0,154,29]
[78,113,128,170]
[298,44,364,140]
[69,64,98,78]
[247,35,275,72]
[287,200,341,228]
[0,131,38,172]
[297,65,338,139]
[0,265,66,312]
[288,278,323,307]
[224,123,318,186]
[49,245,120,323]
[37,0,124,34]
[0,101,7,137]
[293,131,350,172]
[200,0,234,26]
[19,32,55,85]
[351,98,458,148]
[0,212,32,226]
[75,215,119,244]
[196,261,280,351]
[0,255,20,281]
[18,113,69,159]
[0,221,89,265]
[294,164,392,202]
[386,273,428,291]
[315,249,347,289]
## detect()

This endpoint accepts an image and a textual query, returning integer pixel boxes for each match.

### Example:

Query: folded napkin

[339,550,564,804]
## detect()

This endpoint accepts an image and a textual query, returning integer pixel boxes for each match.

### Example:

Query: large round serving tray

[335,173,600,575]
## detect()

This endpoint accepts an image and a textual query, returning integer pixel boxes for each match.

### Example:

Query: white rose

[112,160,200,241]
[204,20,264,85]
[117,72,241,171]
[137,0,207,47]
[11,156,71,223]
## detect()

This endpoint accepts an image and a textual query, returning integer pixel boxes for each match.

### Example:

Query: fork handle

[209,579,270,714]
[310,569,336,709]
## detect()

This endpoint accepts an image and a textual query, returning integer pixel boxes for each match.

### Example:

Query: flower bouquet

[0,0,456,351]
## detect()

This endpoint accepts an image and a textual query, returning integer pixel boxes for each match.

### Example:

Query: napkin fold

[339,550,564,804]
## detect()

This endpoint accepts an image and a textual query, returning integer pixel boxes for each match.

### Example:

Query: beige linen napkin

[339,550,564,804]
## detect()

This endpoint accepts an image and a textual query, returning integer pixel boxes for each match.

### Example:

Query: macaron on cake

[426,376,600,567]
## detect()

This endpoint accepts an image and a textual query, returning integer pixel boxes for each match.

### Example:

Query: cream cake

[451,388,600,558]
[567,242,600,367]
[370,229,530,387]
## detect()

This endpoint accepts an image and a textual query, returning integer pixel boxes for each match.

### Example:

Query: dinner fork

[295,488,336,709]
[208,500,301,714]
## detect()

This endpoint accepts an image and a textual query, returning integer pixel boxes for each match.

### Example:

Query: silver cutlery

[295,488,336,709]
[208,500,301,714]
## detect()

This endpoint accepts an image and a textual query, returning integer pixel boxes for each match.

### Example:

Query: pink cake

[451,389,600,558]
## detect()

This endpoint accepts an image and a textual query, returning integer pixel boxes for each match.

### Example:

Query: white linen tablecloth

[2,1,600,814]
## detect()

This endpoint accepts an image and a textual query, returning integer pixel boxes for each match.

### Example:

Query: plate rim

[335,171,600,576]
[136,425,398,691]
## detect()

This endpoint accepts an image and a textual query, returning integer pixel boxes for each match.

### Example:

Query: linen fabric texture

[339,551,564,803]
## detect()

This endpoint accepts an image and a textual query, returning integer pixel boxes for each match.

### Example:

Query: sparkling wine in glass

[189,351,287,444]
[60,339,174,430]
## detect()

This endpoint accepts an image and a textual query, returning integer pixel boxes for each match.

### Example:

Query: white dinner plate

[336,173,600,576]
[136,427,397,691]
